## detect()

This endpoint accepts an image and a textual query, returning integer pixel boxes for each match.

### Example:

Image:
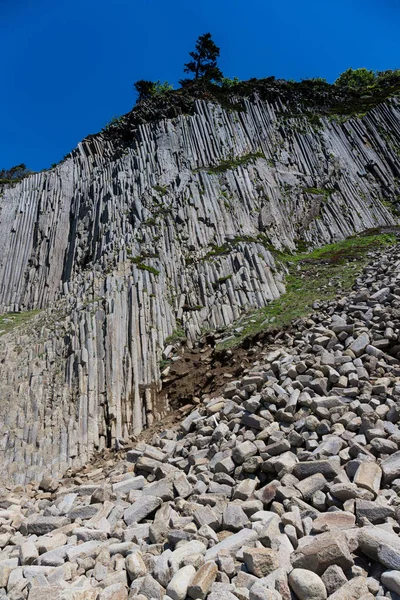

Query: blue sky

[1,0,399,172]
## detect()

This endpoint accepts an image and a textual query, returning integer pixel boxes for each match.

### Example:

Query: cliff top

[100,73,400,146]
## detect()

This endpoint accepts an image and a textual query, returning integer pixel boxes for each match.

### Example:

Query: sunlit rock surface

[0,93,399,483]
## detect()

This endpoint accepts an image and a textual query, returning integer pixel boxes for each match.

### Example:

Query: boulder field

[2,241,400,598]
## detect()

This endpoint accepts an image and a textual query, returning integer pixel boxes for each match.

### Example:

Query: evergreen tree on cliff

[180,33,223,85]
[134,80,156,103]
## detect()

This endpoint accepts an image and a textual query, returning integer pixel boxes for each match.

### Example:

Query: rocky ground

[2,243,400,599]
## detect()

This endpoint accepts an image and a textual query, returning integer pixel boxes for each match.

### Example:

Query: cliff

[0,84,400,483]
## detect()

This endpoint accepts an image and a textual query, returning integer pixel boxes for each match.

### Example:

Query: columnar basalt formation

[0,92,400,484]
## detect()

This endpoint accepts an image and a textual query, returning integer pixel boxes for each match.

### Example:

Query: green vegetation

[381,198,400,216]
[102,115,125,132]
[0,310,41,337]
[153,81,174,94]
[213,274,232,288]
[329,69,400,118]
[160,358,172,370]
[202,233,274,262]
[219,77,241,89]
[180,32,222,86]
[165,324,186,344]
[203,151,265,175]
[303,187,333,202]
[105,63,400,147]
[335,68,376,89]
[218,233,396,349]
[130,256,160,276]
[334,68,400,91]
[153,184,168,196]
[134,80,174,103]
[0,163,32,185]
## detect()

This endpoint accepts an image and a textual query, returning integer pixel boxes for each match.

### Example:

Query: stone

[205,529,258,561]
[170,541,207,570]
[139,574,165,600]
[321,564,348,595]
[381,451,400,484]
[232,441,258,465]
[295,473,327,500]
[20,540,39,565]
[166,565,196,600]
[249,585,282,600]
[61,592,98,600]
[28,589,63,600]
[291,528,354,574]
[123,496,162,526]
[187,561,218,599]
[327,577,369,600]
[243,548,279,577]
[349,333,370,357]
[194,505,219,530]
[0,68,399,494]
[312,511,356,532]
[112,476,145,494]
[97,583,128,600]
[173,472,192,498]
[26,516,70,535]
[125,551,147,582]
[293,459,341,480]
[36,543,75,566]
[36,533,68,554]
[355,499,394,523]
[381,570,400,596]
[222,505,248,532]
[358,526,400,569]
[288,568,327,600]
[0,563,11,588]
[353,461,382,496]
[208,591,238,600]
[234,479,258,500]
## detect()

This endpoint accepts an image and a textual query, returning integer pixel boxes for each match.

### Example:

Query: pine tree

[180,33,223,85]
[134,80,156,103]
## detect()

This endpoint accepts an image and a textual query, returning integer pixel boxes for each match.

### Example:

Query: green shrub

[335,68,376,89]
[103,115,125,131]
[219,77,241,89]
[0,163,32,185]
[153,80,174,94]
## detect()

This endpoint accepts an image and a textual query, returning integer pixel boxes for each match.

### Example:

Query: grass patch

[218,233,396,349]
[198,151,265,175]
[130,256,160,276]
[213,274,233,289]
[153,185,168,196]
[303,187,333,201]
[165,325,186,344]
[160,358,172,370]
[381,198,400,216]
[0,310,41,337]
[202,234,275,262]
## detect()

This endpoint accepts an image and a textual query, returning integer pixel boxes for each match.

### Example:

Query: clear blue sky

[1,0,399,172]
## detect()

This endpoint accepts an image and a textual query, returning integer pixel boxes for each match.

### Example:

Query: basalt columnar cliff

[1,79,400,484]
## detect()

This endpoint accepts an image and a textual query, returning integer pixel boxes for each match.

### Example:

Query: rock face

[1,241,400,598]
[0,91,400,484]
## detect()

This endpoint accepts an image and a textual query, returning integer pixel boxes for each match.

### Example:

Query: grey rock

[166,565,196,600]
[289,568,327,600]
[205,529,258,561]
[123,496,162,526]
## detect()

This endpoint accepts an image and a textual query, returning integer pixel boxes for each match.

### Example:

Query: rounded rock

[381,570,400,596]
[289,568,327,600]
[125,550,147,582]
[166,565,196,600]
